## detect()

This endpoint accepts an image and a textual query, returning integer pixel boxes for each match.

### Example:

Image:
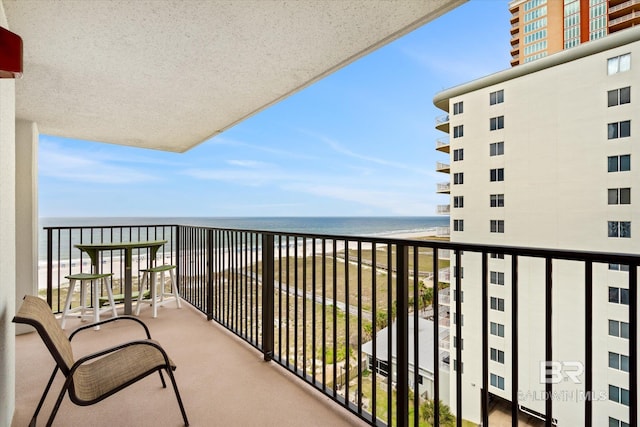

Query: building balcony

[435,161,450,173]
[436,182,450,194]
[435,137,450,153]
[24,223,640,427]
[510,12,519,24]
[609,0,640,18]
[436,204,451,215]
[436,226,450,237]
[435,114,450,133]
[609,10,640,30]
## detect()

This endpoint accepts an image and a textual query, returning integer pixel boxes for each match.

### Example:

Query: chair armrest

[69,339,173,375]
[69,315,152,341]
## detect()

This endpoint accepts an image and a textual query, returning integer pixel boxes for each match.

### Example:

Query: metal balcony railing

[609,10,640,26]
[609,0,640,15]
[435,114,450,126]
[437,204,451,215]
[436,162,450,173]
[435,138,450,151]
[42,223,640,427]
[436,182,451,193]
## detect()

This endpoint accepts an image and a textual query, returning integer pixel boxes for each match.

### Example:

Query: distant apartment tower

[433,28,640,425]
[509,0,640,66]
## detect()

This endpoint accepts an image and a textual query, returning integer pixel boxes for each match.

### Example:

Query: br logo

[540,361,584,384]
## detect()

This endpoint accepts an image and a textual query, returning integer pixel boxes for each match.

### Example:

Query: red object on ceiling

[0,26,23,78]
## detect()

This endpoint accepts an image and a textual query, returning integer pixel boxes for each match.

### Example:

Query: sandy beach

[38,229,444,291]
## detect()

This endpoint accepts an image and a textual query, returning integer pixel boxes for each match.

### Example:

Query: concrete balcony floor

[13,301,368,427]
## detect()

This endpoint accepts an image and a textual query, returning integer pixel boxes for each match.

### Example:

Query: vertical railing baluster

[206,229,214,321]
[387,244,393,427]
[46,228,53,307]
[413,246,419,427]
[584,261,592,427]
[358,241,363,414]
[481,251,488,427]
[261,233,274,361]
[332,239,338,398]
[455,249,462,427]
[396,243,409,427]
[371,242,377,424]
[545,257,553,427]
[433,246,440,427]
[629,263,637,427]
[345,239,350,404]
[511,254,519,427]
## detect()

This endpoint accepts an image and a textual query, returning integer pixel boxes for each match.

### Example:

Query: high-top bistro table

[75,240,167,315]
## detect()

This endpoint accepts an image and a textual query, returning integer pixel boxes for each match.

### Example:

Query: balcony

[435,114,450,133]
[436,182,451,194]
[436,204,451,215]
[436,226,450,237]
[24,223,640,426]
[435,137,450,153]
[435,162,450,174]
[609,10,640,30]
[609,0,640,17]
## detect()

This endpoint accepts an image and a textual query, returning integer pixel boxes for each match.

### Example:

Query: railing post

[46,228,53,307]
[206,228,214,321]
[396,243,409,427]
[261,233,274,362]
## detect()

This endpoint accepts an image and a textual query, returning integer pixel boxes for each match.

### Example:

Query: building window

[453,219,464,232]
[608,121,631,139]
[490,322,505,337]
[490,373,505,390]
[609,286,630,305]
[490,168,505,182]
[609,384,630,406]
[608,155,631,172]
[490,142,504,156]
[609,352,630,372]
[490,116,504,131]
[490,220,505,233]
[608,188,631,205]
[453,172,464,185]
[453,125,464,138]
[453,101,463,115]
[608,221,631,238]
[608,53,631,75]
[490,271,505,285]
[608,87,631,107]
[490,194,505,207]
[453,148,464,161]
[490,89,504,105]
[609,320,630,339]
[490,348,505,364]
[609,263,630,272]
[609,417,630,427]
[490,253,505,259]
[490,297,505,312]
[453,196,464,208]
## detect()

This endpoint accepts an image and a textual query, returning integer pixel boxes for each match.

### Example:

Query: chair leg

[103,276,118,318]
[135,272,148,316]
[170,269,182,308]
[151,271,158,318]
[45,377,73,427]
[166,367,190,426]
[92,279,100,327]
[30,366,59,427]
[60,279,77,329]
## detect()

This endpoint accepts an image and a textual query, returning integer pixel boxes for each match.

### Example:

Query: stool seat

[60,272,117,329]
[136,265,181,318]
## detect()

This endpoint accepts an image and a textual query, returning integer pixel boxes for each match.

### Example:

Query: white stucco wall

[15,120,38,335]
[0,4,17,425]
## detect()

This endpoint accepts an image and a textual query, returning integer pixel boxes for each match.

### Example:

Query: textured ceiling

[3,0,465,152]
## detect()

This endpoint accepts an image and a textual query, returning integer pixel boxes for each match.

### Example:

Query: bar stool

[135,265,181,318]
[60,272,117,329]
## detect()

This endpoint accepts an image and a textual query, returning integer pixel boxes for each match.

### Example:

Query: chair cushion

[72,340,175,403]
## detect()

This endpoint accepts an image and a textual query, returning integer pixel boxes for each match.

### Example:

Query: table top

[75,240,168,251]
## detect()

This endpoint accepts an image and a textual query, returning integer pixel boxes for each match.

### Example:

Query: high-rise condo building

[509,0,640,66]
[434,27,640,425]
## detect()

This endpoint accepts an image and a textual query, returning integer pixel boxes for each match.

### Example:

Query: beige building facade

[434,28,640,425]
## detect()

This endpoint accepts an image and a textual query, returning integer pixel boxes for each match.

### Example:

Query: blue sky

[39,0,511,218]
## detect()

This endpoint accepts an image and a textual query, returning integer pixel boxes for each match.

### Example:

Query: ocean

[39,216,449,261]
